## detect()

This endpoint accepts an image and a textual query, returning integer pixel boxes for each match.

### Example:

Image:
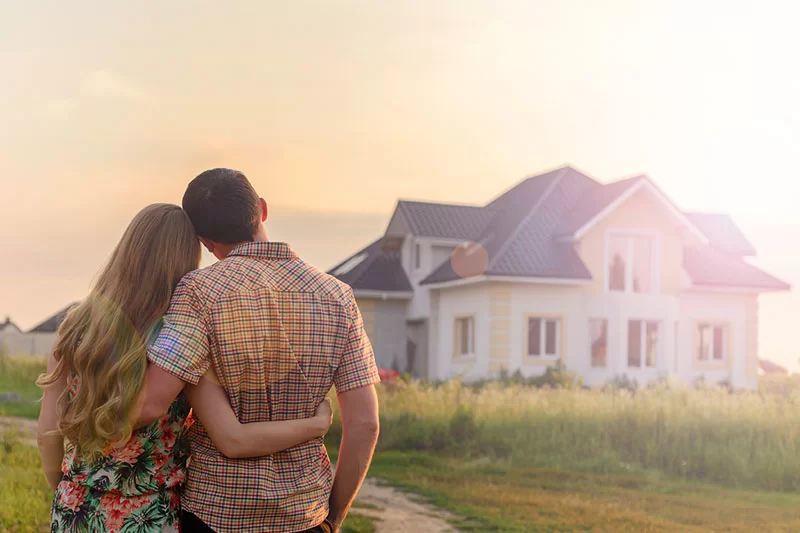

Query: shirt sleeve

[333,295,381,393]
[147,277,211,385]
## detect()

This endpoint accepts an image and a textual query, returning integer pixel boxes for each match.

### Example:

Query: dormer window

[607,233,656,294]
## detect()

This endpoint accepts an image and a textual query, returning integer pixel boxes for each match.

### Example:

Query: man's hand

[327,385,379,529]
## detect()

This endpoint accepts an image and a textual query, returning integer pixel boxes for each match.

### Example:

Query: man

[137,168,381,533]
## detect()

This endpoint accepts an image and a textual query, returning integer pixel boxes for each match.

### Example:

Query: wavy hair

[37,203,201,454]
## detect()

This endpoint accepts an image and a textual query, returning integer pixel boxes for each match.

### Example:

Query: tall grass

[328,380,800,492]
[0,353,45,419]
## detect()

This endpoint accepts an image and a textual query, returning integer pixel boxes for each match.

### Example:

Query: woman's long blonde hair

[37,203,201,454]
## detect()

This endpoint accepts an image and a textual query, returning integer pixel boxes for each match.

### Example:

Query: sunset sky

[2,1,799,369]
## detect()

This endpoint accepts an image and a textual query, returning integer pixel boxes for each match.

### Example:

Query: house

[0,317,27,355]
[328,166,790,389]
[20,303,77,358]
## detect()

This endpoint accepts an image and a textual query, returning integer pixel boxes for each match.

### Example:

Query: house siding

[488,283,512,375]
[578,188,687,296]
[355,297,408,372]
[676,292,751,388]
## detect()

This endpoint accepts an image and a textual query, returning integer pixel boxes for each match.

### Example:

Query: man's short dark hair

[182,168,261,244]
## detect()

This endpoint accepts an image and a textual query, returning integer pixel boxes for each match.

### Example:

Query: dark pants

[181,512,333,533]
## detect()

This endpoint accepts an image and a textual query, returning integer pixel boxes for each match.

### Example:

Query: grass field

[332,449,800,532]
[0,355,44,419]
[7,355,800,530]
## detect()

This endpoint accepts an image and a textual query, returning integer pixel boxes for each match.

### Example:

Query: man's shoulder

[288,258,356,303]
[179,256,356,306]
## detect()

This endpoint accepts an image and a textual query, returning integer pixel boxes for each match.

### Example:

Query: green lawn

[359,451,800,532]
[0,356,44,420]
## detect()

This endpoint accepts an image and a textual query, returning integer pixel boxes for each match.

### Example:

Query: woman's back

[52,374,191,532]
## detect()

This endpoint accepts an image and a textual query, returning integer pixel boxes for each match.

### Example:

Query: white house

[0,305,76,358]
[0,317,27,355]
[328,166,789,389]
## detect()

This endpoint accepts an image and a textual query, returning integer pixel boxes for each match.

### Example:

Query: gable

[570,178,709,246]
[576,187,693,295]
[385,206,411,236]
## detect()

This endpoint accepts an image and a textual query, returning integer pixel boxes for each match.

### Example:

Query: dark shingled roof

[685,212,757,256]
[683,247,789,290]
[29,303,79,333]
[759,359,788,375]
[423,166,596,284]
[554,176,644,237]
[328,239,413,294]
[397,201,494,240]
[335,165,787,292]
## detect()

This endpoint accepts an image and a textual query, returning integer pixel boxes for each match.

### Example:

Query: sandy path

[353,478,458,533]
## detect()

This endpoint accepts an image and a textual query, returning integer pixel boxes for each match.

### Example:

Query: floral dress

[50,375,192,532]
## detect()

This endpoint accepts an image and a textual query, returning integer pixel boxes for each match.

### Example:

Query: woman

[37,204,333,532]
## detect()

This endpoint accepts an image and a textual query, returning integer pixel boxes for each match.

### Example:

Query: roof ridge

[485,167,570,272]
[397,199,485,209]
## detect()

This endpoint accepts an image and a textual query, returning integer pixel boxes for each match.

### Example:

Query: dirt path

[0,415,38,447]
[0,416,460,532]
[353,478,458,533]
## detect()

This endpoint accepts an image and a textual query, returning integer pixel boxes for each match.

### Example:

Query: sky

[1,0,800,370]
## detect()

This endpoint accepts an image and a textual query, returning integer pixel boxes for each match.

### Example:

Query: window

[527,317,560,358]
[590,319,607,367]
[454,317,474,356]
[607,234,655,293]
[697,323,726,363]
[414,243,422,271]
[628,320,659,368]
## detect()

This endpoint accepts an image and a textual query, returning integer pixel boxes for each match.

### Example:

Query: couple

[37,169,381,532]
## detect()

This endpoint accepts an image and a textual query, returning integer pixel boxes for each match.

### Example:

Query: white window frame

[696,323,727,364]
[589,318,608,368]
[627,319,660,369]
[413,242,422,271]
[526,317,561,359]
[605,230,660,294]
[454,316,475,358]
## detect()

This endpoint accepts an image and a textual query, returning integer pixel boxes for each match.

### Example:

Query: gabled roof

[328,239,413,295]
[759,359,788,375]
[685,212,757,256]
[424,166,597,284]
[555,175,709,244]
[29,303,79,333]
[337,164,788,292]
[395,201,494,240]
[683,247,789,291]
[0,317,21,333]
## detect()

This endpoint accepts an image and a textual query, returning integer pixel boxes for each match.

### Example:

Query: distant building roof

[28,303,79,333]
[0,317,21,333]
[759,358,789,375]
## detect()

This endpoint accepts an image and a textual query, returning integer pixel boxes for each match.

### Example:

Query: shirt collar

[227,241,298,261]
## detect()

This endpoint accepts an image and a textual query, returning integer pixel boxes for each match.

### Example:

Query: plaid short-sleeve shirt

[148,242,380,533]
